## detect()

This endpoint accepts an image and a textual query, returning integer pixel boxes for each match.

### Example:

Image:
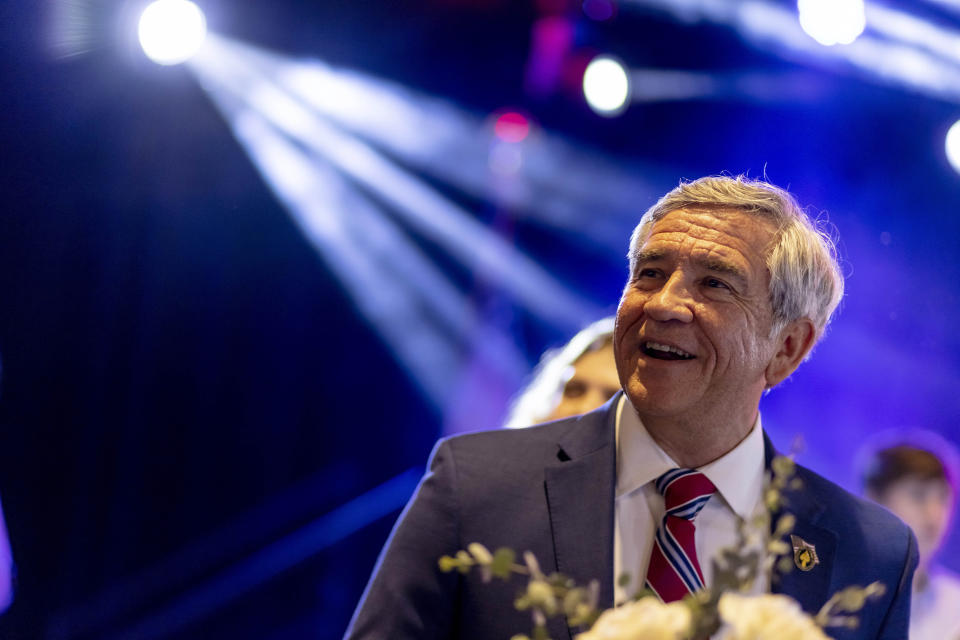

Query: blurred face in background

[544,343,620,422]
[877,477,954,571]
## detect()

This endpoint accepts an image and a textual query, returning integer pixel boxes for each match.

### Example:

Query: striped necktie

[644,468,717,602]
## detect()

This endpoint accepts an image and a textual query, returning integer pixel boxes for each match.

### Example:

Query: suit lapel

[763,434,837,614]
[772,515,837,615]
[540,415,838,631]
[544,398,618,618]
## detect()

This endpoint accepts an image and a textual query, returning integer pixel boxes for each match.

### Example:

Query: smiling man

[345,176,917,640]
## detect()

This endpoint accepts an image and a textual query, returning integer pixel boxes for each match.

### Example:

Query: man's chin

[624,384,695,419]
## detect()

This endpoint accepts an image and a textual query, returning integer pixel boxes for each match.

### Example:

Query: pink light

[494,112,531,143]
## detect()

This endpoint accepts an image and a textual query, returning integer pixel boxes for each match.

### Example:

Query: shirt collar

[615,394,765,520]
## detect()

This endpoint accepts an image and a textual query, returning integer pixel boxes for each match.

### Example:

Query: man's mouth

[642,341,695,361]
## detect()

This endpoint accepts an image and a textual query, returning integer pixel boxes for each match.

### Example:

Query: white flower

[575,596,692,640]
[717,593,832,640]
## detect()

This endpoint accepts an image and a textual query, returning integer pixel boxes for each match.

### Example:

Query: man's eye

[705,278,729,290]
[638,268,659,279]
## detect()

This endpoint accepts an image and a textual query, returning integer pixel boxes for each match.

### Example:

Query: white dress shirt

[613,393,768,604]
[910,568,960,640]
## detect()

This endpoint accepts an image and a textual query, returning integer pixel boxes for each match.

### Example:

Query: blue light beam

[624,0,960,105]
[192,34,601,331]
[105,468,423,640]
[200,36,663,255]
[188,43,537,408]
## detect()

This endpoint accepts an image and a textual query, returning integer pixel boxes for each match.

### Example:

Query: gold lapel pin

[790,534,820,571]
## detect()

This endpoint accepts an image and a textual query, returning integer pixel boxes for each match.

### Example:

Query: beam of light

[623,0,960,105]
[192,35,600,332]
[865,3,960,68]
[920,0,960,13]
[47,0,100,59]
[138,0,207,65]
[629,69,839,104]
[628,69,718,102]
[187,37,559,411]
[45,459,369,639]
[192,37,663,255]
[583,55,632,116]
[798,0,866,46]
[102,468,422,640]
[195,90,481,405]
[947,119,960,174]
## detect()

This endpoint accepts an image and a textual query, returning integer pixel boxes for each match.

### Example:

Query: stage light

[798,0,866,46]
[582,55,630,116]
[621,0,960,105]
[493,112,531,143]
[947,119,960,175]
[138,0,207,65]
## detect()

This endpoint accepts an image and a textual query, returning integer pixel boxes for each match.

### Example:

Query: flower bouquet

[439,457,884,640]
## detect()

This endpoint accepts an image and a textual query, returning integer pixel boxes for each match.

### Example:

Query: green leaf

[438,555,458,573]
[532,625,550,640]
[491,547,516,580]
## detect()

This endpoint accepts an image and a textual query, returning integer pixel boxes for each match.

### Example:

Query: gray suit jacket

[346,394,917,639]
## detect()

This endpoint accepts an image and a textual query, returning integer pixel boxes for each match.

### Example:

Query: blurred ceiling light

[493,111,532,143]
[138,0,207,65]
[624,0,960,104]
[947,119,960,174]
[798,0,866,46]
[583,55,631,116]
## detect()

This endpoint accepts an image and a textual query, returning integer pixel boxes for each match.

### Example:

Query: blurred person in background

[503,316,619,428]
[861,434,960,640]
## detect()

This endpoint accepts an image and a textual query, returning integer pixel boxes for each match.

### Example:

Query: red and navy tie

[644,468,717,602]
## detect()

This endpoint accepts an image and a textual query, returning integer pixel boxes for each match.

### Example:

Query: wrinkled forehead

[637,207,778,261]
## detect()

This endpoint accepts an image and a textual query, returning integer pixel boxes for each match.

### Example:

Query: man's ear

[765,318,816,388]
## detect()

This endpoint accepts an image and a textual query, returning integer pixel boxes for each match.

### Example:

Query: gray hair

[627,175,844,340]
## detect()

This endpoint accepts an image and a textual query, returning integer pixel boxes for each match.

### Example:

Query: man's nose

[644,273,694,323]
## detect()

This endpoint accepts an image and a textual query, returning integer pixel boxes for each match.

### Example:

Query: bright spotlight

[583,55,630,116]
[493,111,531,143]
[947,120,960,175]
[798,0,866,46]
[138,0,207,65]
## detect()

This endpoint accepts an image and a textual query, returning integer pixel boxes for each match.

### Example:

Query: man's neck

[640,410,758,468]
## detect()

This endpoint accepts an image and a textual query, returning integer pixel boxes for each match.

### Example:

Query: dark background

[1,0,959,637]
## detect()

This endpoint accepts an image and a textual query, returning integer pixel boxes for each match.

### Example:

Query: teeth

[645,341,693,358]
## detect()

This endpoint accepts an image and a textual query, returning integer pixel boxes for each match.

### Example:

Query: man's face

[879,478,954,567]
[614,208,779,426]
[544,344,620,422]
